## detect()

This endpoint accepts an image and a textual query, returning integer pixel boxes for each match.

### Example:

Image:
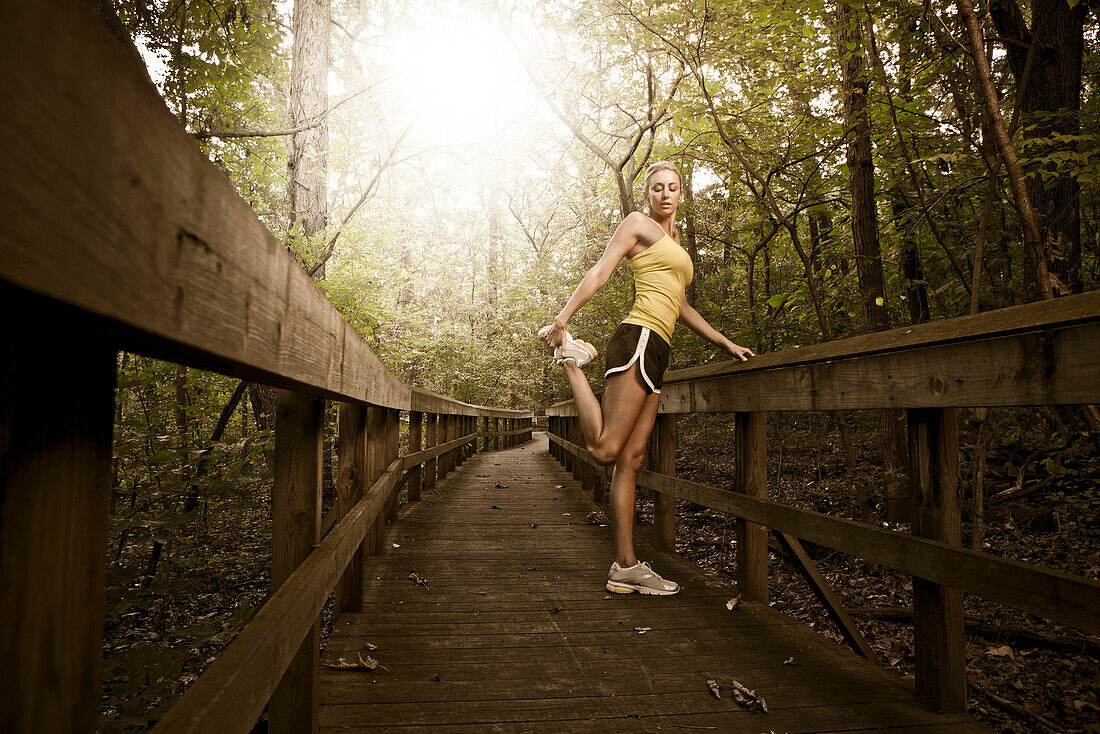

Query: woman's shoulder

[622,211,667,245]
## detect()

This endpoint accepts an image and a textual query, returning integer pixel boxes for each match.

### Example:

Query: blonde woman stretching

[541,161,755,595]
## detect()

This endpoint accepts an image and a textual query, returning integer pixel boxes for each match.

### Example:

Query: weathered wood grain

[270,391,323,734]
[407,412,422,502]
[0,309,116,734]
[908,408,966,713]
[735,412,768,602]
[654,414,677,552]
[320,438,987,732]
[547,432,1100,634]
[336,403,367,614]
[546,301,1100,415]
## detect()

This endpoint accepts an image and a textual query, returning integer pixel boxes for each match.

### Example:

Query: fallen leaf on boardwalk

[634,626,652,634]
[706,679,721,699]
[363,642,377,651]
[477,590,487,595]
[586,511,609,526]
[323,653,382,671]
[726,679,767,713]
[491,505,503,510]
[550,606,562,613]
[391,543,401,548]
[407,572,430,590]
[432,674,442,682]
[562,513,571,516]
[782,656,796,666]
[529,523,538,528]
[987,644,1015,660]
[495,483,508,488]
[555,484,564,489]
[603,595,612,600]
[725,595,742,611]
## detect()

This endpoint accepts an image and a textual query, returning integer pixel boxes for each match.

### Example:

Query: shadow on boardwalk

[320,434,989,733]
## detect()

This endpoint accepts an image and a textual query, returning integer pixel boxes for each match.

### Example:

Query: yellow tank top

[622,234,694,345]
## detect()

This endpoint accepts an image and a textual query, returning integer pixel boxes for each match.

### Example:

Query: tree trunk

[682,159,699,306]
[990,0,1085,294]
[286,0,331,277]
[837,0,907,520]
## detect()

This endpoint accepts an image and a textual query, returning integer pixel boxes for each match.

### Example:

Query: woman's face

[646,170,682,217]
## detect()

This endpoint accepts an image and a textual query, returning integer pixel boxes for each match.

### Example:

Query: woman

[541,161,755,596]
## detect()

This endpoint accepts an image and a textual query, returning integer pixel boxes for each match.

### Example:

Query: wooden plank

[336,403,367,614]
[735,412,768,602]
[654,413,677,553]
[407,411,422,502]
[409,388,530,419]
[908,408,966,714]
[365,407,389,556]
[774,531,877,661]
[270,390,323,734]
[0,306,116,734]
[547,433,1100,633]
[384,409,399,522]
[424,414,437,490]
[0,2,412,410]
[657,322,1100,411]
[664,290,1100,383]
[544,314,1100,415]
[152,458,401,734]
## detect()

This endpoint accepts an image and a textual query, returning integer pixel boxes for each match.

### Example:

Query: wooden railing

[547,290,1100,714]
[0,3,532,733]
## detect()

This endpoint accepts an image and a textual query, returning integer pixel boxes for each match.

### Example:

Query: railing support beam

[735,411,768,603]
[655,414,677,553]
[908,407,966,714]
[408,411,422,501]
[271,390,323,734]
[336,403,367,613]
[0,320,116,734]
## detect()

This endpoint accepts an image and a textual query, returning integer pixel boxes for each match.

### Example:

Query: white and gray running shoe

[606,560,681,595]
[537,325,598,368]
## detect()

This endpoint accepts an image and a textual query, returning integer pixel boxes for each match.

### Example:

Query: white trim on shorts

[603,326,660,394]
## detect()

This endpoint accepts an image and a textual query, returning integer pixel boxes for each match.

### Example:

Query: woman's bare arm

[678,298,756,361]
[544,212,655,349]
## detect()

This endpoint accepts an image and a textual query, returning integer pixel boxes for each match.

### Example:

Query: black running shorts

[604,323,670,395]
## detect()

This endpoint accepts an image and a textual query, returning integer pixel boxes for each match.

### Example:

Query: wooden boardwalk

[320,435,990,733]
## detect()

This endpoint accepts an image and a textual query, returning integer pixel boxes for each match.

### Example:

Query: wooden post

[364,406,388,556]
[271,390,323,734]
[442,415,453,476]
[655,413,677,553]
[908,408,965,713]
[571,419,582,480]
[384,409,399,521]
[425,413,437,490]
[336,403,367,613]
[0,323,115,734]
[408,411,422,502]
[482,416,490,452]
[492,417,499,451]
[735,412,768,603]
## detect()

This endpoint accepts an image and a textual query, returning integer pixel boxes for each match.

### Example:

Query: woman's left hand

[725,342,756,362]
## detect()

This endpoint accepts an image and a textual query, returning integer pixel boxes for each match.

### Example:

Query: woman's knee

[616,446,646,475]
[589,438,626,466]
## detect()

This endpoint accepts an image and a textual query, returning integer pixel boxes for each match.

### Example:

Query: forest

[92,0,1098,731]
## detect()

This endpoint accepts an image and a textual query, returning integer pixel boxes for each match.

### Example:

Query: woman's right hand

[543,319,568,353]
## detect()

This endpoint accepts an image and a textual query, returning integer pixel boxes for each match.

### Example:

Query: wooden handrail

[549,432,1100,635]
[547,290,1100,414]
[545,301,1099,713]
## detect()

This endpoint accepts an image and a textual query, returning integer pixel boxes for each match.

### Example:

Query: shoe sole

[605,581,681,596]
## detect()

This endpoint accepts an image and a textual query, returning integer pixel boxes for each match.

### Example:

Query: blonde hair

[642,160,682,195]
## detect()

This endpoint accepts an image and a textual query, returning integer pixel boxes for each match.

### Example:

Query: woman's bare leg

[562,361,650,465]
[608,389,660,566]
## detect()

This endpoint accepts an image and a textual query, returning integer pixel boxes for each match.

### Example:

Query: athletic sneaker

[606,560,681,595]
[537,325,598,368]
